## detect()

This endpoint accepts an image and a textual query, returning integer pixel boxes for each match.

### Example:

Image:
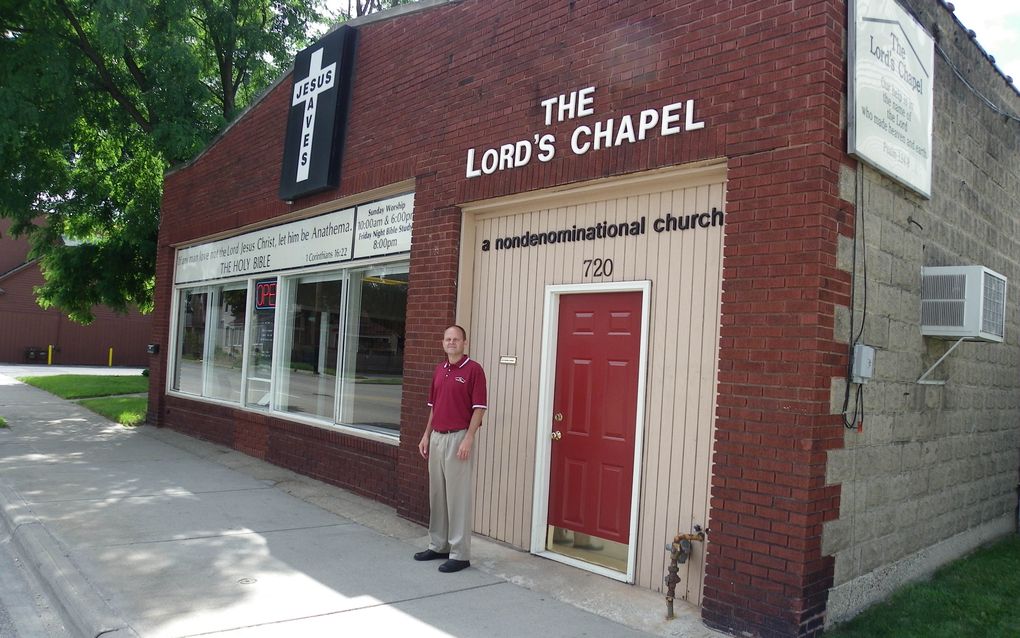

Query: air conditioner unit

[920,266,1007,342]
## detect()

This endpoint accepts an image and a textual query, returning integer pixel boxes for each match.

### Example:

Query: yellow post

[47,345,53,365]
[108,347,113,367]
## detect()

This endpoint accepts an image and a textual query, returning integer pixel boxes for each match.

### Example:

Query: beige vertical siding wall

[459,165,726,602]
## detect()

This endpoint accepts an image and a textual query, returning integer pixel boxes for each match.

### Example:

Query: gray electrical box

[851,344,876,384]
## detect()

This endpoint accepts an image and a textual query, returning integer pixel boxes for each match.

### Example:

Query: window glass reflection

[277,275,342,419]
[340,269,408,432]
[246,278,277,408]
[207,286,247,402]
[170,259,409,438]
[173,290,207,395]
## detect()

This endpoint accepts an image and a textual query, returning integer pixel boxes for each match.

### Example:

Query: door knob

[551,430,562,441]
[553,412,564,422]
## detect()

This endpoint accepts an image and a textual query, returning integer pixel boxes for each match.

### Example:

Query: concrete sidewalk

[0,370,721,638]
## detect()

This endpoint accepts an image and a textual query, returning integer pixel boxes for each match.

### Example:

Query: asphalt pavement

[0,364,722,638]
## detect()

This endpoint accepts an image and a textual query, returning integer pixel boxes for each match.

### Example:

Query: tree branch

[199,80,224,107]
[197,0,234,117]
[52,0,153,133]
[122,48,148,94]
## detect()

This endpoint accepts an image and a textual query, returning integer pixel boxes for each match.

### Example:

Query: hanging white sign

[848,0,935,198]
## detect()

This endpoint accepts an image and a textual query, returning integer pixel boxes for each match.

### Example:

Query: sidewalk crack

[177,582,508,637]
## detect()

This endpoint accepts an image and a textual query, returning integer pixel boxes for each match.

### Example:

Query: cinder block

[822,518,852,555]
[863,315,890,349]
[837,234,855,274]
[863,414,895,445]
[864,478,891,509]
[826,449,854,484]
[860,532,893,572]
[839,165,858,204]
[900,442,922,470]
[832,548,858,585]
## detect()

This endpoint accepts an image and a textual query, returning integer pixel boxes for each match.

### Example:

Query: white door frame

[530,280,652,584]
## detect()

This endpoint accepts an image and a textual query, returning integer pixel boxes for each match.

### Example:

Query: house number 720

[583,258,614,277]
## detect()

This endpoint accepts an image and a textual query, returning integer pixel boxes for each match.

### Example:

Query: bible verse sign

[848,0,934,198]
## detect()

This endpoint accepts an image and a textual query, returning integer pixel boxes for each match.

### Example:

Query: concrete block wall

[823,0,1020,625]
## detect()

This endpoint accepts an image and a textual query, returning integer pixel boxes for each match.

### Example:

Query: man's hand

[456,432,474,460]
[419,432,430,459]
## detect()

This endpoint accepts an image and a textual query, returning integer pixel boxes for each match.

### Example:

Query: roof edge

[0,259,37,285]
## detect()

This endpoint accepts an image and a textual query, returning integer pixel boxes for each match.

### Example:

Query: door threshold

[535,550,632,583]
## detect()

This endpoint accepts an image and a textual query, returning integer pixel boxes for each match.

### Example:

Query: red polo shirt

[427,355,487,432]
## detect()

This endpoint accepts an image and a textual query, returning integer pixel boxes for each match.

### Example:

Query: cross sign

[291,48,337,182]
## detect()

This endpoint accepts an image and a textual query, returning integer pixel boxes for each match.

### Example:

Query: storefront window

[173,290,207,395]
[340,267,408,432]
[207,286,247,402]
[246,278,277,408]
[276,275,343,419]
[170,262,409,438]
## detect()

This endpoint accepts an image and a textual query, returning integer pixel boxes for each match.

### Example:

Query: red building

[150,2,1020,636]
[0,219,151,366]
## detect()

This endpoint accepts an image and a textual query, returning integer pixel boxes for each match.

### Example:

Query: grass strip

[18,374,148,399]
[78,397,147,427]
[825,535,1020,637]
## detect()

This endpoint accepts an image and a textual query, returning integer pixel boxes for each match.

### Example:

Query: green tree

[0,0,325,322]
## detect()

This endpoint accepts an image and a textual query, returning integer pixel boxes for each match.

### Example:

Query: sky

[950,0,1020,85]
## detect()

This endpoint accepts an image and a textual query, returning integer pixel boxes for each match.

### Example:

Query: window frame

[167,254,408,446]
[337,263,410,435]
[273,270,347,421]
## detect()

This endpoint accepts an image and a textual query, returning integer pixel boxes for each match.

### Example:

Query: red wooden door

[548,291,642,545]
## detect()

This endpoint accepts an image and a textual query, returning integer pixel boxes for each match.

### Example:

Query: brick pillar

[147,237,174,427]
[396,195,464,524]
[702,144,850,637]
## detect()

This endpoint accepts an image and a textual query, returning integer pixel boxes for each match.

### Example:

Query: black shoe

[414,549,450,561]
[438,559,470,573]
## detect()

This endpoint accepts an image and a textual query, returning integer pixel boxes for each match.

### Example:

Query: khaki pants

[428,429,475,561]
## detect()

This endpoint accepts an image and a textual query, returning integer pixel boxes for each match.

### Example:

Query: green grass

[16,374,148,426]
[78,397,147,427]
[18,375,148,399]
[0,416,7,428]
[825,535,1020,637]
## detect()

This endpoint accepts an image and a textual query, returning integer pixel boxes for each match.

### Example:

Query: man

[414,325,487,573]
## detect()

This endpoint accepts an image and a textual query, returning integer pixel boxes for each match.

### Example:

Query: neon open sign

[255,279,277,310]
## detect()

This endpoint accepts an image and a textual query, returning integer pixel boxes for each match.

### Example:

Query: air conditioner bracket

[916,337,967,385]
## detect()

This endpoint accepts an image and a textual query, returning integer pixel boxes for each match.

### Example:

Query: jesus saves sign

[279,26,358,201]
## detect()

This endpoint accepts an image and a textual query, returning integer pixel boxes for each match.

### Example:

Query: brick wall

[155,1,867,636]
[823,0,1020,625]
[0,218,31,274]
[0,245,152,366]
